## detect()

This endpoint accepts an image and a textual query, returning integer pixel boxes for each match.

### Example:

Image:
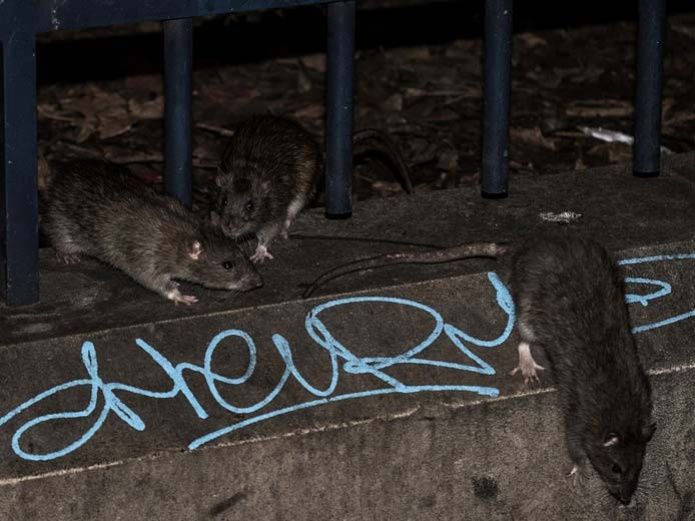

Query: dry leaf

[300,54,326,72]
[293,104,324,120]
[437,148,459,171]
[297,69,312,93]
[518,33,548,47]
[566,100,632,118]
[511,127,557,150]
[128,96,164,120]
[382,93,403,112]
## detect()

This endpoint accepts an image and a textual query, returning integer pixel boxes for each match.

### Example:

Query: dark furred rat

[510,236,654,505]
[210,115,412,263]
[303,236,654,504]
[41,160,263,304]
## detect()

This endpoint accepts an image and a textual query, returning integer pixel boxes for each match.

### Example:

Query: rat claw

[510,342,545,386]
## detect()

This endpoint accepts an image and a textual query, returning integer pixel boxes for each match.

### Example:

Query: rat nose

[244,272,263,291]
[613,489,634,507]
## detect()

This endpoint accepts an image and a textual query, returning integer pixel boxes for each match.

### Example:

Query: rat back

[511,235,629,353]
[43,160,197,273]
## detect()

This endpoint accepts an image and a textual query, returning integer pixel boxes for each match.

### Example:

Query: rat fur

[302,235,654,504]
[210,115,412,263]
[40,160,262,304]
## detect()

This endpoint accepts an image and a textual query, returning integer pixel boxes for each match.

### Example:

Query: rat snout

[246,271,263,290]
[230,271,263,292]
[610,485,636,507]
[221,222,242,239]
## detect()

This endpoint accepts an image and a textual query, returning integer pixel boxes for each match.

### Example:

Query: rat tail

[37,151,53,194]
[302,241,506,299]
[353,128,414,194]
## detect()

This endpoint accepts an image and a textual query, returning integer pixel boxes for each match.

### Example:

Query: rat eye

[220,196,228,209]
[611,463,623,475]
[245,201,254,213]
[222,261,233,270]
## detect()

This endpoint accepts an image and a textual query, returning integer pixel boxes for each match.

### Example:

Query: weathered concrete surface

[0,155,694,520]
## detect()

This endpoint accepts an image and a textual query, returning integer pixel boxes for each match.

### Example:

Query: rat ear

[603,433,620,447]
[214,174,224,188]
[260,180,272,194]
[643,421,656,441]
[188,240,203,260]
[210,211,220,226]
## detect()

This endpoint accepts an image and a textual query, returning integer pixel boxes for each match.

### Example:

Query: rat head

[586,421,656,505]
[181,230,262,292]
[210,173,270,238]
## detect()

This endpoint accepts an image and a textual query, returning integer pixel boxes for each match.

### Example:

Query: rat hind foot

[509,341,545,385]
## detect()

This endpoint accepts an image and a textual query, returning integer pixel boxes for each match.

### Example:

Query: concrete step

[0,155,694,520]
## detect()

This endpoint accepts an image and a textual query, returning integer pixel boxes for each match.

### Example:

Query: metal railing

[0,0,666,305]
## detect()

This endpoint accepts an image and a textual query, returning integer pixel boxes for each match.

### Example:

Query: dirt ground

[35,7,695,211]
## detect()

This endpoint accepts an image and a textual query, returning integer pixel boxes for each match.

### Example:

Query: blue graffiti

[1,252,694,462]
[619,253,695,333]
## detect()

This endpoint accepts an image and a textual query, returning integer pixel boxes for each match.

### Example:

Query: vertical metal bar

[633,0,665,178]
[0,5,40,305]
[481,0,513,199]
[163,18,193,207]
[325,0,355,219]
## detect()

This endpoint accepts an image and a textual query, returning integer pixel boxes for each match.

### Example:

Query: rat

[509,236,654,505]
[40,159,263,305]
[302,235,654,504]
[210,115,412,263]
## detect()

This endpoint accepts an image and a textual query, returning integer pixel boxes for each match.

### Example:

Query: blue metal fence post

[163,18,193,207]
[481,0,513,199]
[325,0,355,219]
[633,0,665,178]
[0,3,39,306]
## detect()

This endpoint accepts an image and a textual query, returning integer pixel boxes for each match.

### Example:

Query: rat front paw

[509,341,545,385]
[251,245,274,264]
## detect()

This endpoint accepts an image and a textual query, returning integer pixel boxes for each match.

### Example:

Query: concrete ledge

[0,238,693,520]
[1,156,694,520]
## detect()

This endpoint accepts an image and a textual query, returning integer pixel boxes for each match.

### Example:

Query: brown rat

[40,160,262,305]
[210,115,412,263]
[211,115,321,263]
[302,235,654,504]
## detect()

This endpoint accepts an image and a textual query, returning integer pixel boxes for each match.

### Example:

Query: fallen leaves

[565,99,633,118]
[35,12,695,202]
